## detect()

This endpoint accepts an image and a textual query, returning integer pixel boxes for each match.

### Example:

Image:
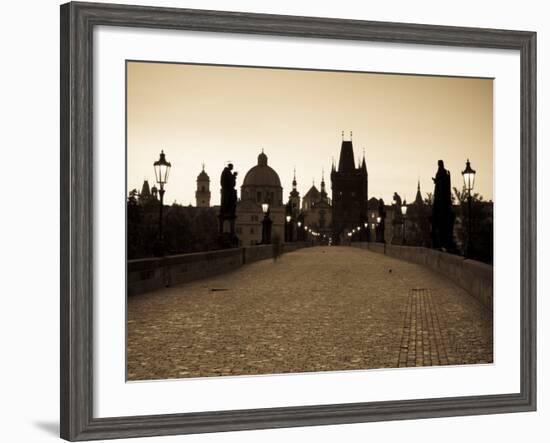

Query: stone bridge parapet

[128,242,311,296]
[352,242,493,310]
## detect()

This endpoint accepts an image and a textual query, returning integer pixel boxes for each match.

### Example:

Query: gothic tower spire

[320,169,328,203]
[337,132,355,172]
[414,179,423,205]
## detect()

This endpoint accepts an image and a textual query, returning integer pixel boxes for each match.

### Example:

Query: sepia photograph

[126,61,494,381]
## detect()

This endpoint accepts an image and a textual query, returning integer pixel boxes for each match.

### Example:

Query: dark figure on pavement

[377,198,386,243]
[432,160,455,251]
[272,233,282,262]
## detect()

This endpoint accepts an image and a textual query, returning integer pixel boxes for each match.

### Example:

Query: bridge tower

[331,132,368,243]
[195,164,211,207]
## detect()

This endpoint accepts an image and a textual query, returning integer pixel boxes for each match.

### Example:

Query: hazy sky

[127,61,493,206]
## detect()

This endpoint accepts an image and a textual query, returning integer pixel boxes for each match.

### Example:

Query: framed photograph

[60,1,536,441]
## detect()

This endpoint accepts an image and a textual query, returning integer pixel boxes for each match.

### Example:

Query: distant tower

[139,179,152,204]
[195,164,211,207]
[289,168,301,215]
[331,132,368,243]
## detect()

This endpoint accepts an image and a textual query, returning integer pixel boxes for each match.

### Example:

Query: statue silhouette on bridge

[431,160,455,251]
[218,163,239,248]
[392,192,403,244]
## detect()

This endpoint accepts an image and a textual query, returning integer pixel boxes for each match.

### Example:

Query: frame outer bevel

[60,2,71,439]
[520,31,537,411]
[60,2,537,441]
[61,2,95,440]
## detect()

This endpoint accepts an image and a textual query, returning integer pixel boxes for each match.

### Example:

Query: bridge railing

[352,242,493,311]
[128,242,311,296]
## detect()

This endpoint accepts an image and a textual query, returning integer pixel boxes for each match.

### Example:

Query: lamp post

[153,150,171,256]
[285,215,292,242]
[261,202,272,244]
[462,159,476,258]
[297,220,302,242]
[371,212,377,242]
[376,216,382,242]
[401,200,408,245]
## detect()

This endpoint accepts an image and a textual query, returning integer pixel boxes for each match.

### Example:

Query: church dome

[197,170,209,181]
[242,151,281,188]
[197,165,209,181]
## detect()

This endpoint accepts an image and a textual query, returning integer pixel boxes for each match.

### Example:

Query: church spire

[289,167,300,200]
[414,179,423,205]
[320,169,328,202]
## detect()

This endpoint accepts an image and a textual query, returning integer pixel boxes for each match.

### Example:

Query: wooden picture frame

[60,1,536,440]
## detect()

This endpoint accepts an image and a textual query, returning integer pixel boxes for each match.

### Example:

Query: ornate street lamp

[261,202,272,244]
[462,159,476,192]
[462,159,477,258]
[401,199,408,245]
[153,150,171,256]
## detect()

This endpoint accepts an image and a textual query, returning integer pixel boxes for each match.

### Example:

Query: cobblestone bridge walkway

[128,246,493,380]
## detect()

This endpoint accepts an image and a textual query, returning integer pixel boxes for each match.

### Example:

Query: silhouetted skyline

[127,61,493,205]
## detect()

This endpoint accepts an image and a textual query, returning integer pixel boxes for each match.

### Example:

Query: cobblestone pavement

[127,246,493,380]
